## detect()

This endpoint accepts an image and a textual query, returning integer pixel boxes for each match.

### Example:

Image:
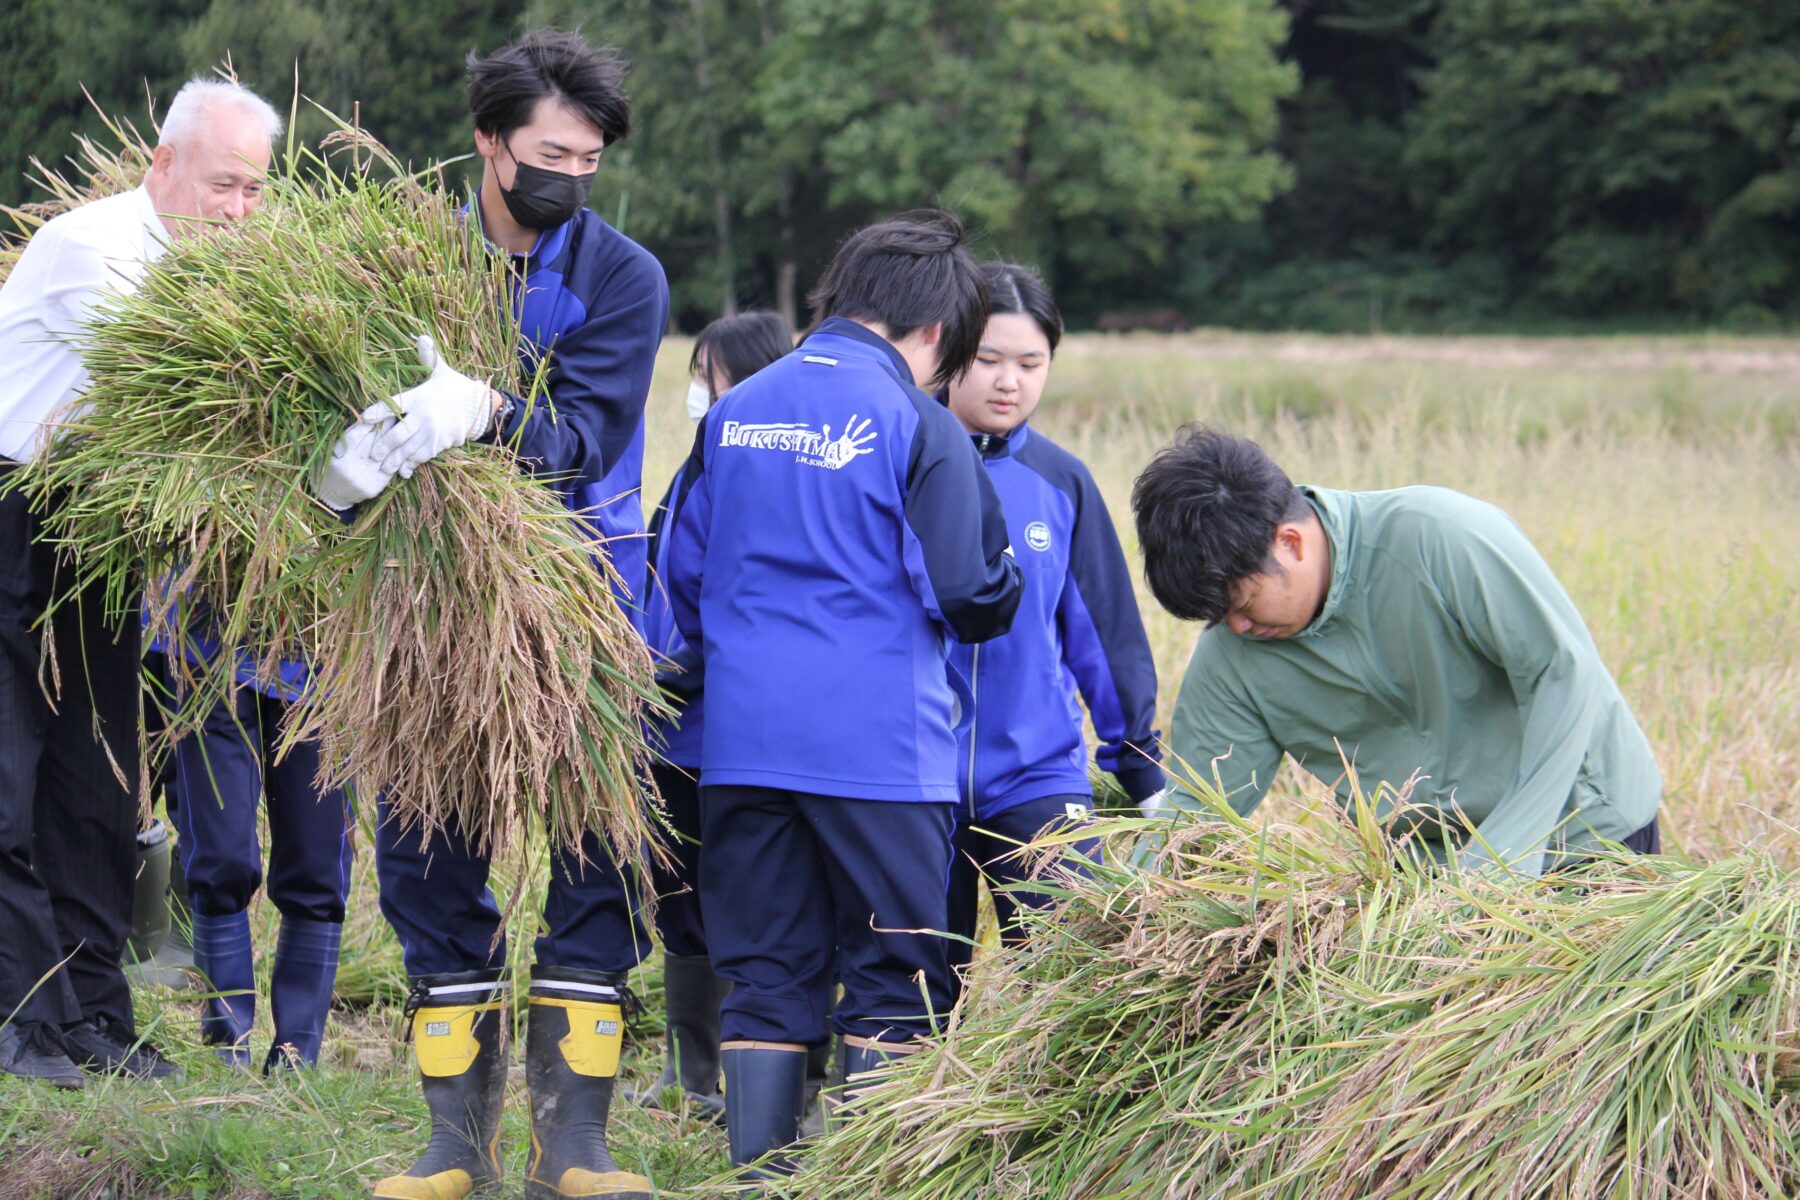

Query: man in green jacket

[1131,426,1661,876]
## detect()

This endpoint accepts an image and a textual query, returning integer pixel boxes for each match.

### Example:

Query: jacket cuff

[486,387,529,445]
[1114,761,1167,806]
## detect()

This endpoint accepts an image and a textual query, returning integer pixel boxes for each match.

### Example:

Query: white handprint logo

[717,415,880,470]
[818,414,878,469]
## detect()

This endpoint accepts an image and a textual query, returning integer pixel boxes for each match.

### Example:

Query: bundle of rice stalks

[5,119,665,861]
[777,794,1800,1199]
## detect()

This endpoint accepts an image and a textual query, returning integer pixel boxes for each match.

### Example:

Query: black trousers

[648,761,707,958]
[1622,816,1661,855]
[0,469,140,1029]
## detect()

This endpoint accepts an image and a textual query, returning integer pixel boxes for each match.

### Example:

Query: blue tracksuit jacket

[642,462,702,767]
[949,422,1164,818]
[489,204,670,623]
[665,318,1023,803]
[157,206,667,697]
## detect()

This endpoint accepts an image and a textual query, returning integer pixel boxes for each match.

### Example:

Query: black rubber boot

[721,1042,809,1179]
[628,953,727,1120]
[372,970,507,1200]
[523,965,652,1200]
[800,1036,834,1137]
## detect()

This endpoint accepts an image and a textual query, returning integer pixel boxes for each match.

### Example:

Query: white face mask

[685,380,713,423]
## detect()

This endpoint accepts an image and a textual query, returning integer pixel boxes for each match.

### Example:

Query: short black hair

[980,261,1062,354]
[691,310,794,399]
[807,209,989,389]
[467,29,631,145]
[1131,426,1313,623]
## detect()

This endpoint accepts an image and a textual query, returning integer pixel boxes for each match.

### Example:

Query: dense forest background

[3,0,1796,332]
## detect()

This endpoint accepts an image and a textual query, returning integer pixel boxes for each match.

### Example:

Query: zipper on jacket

[966,645,980,819]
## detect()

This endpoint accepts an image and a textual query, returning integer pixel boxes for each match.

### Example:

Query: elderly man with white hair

[0,76,279,1087]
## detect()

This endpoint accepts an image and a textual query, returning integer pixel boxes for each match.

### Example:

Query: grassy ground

[4,331,1798,1197]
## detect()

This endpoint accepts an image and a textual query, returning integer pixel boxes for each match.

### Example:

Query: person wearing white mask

[0,76,279,1088]
[633,309,791,1118]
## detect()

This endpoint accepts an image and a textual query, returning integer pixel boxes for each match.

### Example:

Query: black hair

[979,260,1062,354]
[807,208,989,389]
[467,29,631,145]
[690,310,794,399]
[1131,425,1314,623]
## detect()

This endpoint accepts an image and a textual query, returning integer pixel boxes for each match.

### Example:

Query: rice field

[2,331,1798,1197]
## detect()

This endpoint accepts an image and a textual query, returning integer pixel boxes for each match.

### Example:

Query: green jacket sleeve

[1166,633,1283,816]
[1428,505,1607,877]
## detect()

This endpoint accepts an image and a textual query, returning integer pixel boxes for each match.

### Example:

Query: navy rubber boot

[265,916,342,1071]
[721,1043,808,1179]
[189,909,256,1068]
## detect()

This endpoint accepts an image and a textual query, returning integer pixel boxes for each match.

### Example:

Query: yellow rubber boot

[523,966,652,1200]
[373,971,507,1200]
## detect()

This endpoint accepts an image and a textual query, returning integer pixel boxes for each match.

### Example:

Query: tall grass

[2,316,1797,1196]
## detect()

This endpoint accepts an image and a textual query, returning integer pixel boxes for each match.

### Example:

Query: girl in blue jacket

[638,309,792,1118]
[943,262,1164,977]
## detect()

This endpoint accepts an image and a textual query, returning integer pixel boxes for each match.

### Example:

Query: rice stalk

[772,789,1800,1199]
[0,99,156,288]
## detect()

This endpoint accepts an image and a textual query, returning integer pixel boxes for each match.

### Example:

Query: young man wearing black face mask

[352,29,671,1200]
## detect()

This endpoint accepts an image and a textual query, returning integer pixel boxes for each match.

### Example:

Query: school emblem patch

[1025,521,1052,552]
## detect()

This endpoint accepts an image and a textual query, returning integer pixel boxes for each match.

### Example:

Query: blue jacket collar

[466,193,575,264]
[807,317,917,387]
[929,386,1031,458]
[970,422,1029,459]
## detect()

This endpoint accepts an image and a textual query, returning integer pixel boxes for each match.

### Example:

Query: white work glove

[366,335,496,480]
[1137,791,1175,820]
[312,417,398,511]
[1136,786,1204,821]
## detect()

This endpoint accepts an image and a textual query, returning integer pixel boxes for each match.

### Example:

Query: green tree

[0,0,202,205]
[1407,0,1800,321]
[758,0,1296,309]
[179,0,523,176]
[532,0,835,326]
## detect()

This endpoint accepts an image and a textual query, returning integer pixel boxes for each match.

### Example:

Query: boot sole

[522,1187,652,1200]
[371,1173,501,1199]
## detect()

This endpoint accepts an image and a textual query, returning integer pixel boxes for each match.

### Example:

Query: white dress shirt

[0,185,169,462]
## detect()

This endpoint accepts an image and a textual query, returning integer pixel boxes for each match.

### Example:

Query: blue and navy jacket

[488,203,670,623]
[950,422,1163,818]
[642,463,702,767]
[665,318,1023,802]
[157,205,667,699]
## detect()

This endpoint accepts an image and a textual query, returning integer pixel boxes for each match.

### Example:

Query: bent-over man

[1133,426,1661,875]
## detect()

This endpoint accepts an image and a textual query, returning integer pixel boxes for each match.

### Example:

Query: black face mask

[497,141,595,230]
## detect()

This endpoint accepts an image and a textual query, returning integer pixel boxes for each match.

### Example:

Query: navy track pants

[699,785,953,1045]
[374,801,651,978]
[945,793,1099,981]
[167,683,354,922]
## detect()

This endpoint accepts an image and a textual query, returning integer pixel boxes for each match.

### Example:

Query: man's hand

[312,419,397,511]
[1136,792,1176,820]
[366,335,496,479]
[1136,786,1205,821]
